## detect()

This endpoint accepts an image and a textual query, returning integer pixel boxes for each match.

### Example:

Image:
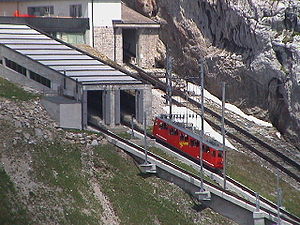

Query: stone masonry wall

[94,27,115,60]
[114,27,123,65]
[137,28,159,68]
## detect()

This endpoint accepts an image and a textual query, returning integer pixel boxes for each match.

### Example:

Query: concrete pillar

[102,89,120,126]
[135,89,144,124]
[114,89,120,125]
[102,90,112,125]
[253,211,265,225]
[82,90,88,129]
[135,86,152,125]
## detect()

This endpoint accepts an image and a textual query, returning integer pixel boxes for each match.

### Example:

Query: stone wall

[94,27,115,60]
[114,27,123,65]
[137,28,159,68]
[94,26,123,64]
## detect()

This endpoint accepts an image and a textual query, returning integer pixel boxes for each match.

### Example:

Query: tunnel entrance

[87,90,103,120]
[120,90,136,121]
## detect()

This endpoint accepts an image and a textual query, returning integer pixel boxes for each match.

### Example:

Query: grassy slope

[31,141,103,225]
[93,144,234,225]
[0,168,31,225]
[0,77,39,100]
[227,150,300,216]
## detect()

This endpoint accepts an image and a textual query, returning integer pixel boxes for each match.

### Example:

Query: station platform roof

[0,23,142,86]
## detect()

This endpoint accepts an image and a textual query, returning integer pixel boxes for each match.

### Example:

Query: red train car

[152,115,224,169]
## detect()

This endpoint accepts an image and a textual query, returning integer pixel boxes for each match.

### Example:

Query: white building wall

[88,0,121,27]
[18,0,88,17]
[0,0,120,20]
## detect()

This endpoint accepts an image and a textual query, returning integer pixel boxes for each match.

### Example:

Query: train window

[159,122,168,130]
[212,151,216,157]
[180,133,188,141]
[195,140,200,147]
[184,135,188,141]
[190,139,194,146]
[218,151,223,158]
[190,139,199,147]
[169,128,178,135]
[180,133,185,141]
[203,145,210,153]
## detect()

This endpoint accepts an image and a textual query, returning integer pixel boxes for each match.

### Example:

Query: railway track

[89,121,300,225]
[128,63,300,183]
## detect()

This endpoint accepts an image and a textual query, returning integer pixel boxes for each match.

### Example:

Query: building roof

[0,23,142,86]
[113,4,160,28]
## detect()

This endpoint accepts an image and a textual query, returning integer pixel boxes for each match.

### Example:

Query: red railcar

[152,115,224,169]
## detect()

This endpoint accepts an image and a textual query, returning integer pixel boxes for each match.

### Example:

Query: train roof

[156,115,225,151]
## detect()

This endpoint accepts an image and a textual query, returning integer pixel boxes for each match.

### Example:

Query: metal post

[200,60,205,192]
[222,82,226,189]
[166,49,173,118]
[144,111,148,164]
[277,170,282,225]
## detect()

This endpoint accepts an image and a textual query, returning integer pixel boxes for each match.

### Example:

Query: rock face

[125,0,300,149]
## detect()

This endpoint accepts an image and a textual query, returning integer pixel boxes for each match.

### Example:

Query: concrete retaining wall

[41,96,82,129]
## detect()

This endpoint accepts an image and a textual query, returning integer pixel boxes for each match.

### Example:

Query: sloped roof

[121,4,157,24]
[114,4,159,28]
[0,23,142,85]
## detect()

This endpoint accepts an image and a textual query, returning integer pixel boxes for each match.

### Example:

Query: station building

[0,23,152,129]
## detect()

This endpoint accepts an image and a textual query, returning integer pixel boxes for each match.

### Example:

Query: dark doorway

[120,90,136,121]
[123,29,137,63]
[87,90,103,119]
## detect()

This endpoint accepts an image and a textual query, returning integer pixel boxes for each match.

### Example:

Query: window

[202,145,210,153]
[190,139,200,147]
[218,151,223,158]
[5,58,26,76]
[70,4,82,17]
[159,122,167,130]
[169,128,178,135]
[29,71,51,88]
[180,133,188,141]
[28,6,54,16]
[212,151,216,157]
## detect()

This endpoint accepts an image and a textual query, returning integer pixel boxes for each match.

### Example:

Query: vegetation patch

[31,141,103,225]
[227,150,300,217]
[0,168,31,225]
[93,144,196,225]
[0,77,39,101]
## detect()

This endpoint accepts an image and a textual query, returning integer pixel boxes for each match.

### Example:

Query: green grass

[31,141,102,225]
[93,144,196,225]
[0,168,31,225]
[227,150,300,217]
[0,77,39,101]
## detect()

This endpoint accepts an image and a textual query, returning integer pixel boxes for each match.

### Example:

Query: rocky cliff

[126,0,300,149]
